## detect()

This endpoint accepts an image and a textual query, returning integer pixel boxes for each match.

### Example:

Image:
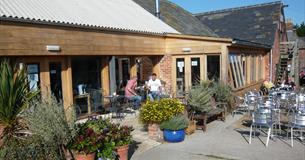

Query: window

[27,64,40,91]
[191,58,200,86]
[229,54,245,89]
[206,55,220,81]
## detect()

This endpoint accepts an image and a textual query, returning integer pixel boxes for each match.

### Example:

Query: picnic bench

[194,102,227,132]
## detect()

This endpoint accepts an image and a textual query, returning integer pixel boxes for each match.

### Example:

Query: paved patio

[121,113,305,160]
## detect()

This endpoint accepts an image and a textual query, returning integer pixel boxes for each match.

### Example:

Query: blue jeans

[127,95,142,109]
[148,91,160,101]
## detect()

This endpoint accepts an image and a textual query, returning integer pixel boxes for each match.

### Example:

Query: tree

[295,22,305,37]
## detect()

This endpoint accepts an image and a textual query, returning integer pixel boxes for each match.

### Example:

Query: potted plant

[68,123,100,160]
[159,115,189,143]
[107,123,133,160]
[140,98,185,140]
[187,82,213,131]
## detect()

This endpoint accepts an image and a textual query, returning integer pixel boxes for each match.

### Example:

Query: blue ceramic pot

[163,129,185,142]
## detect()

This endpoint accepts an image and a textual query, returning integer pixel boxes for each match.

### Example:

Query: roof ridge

[194,1,282,16]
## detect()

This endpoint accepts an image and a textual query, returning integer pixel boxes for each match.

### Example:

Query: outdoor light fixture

[46,45,61,52]
[182,47,191,52]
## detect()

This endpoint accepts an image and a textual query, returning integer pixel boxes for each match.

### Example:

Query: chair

[122,96,137,116]
[232,96,249,117]
[289,112,305,147]
[88,89,103,113]
[249,107,275,147]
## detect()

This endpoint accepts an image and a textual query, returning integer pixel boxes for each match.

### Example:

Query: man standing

[125,77,142,108]
[147,73,162,101]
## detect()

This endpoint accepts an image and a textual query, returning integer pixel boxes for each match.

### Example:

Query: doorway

[49,62,62,102]
[173,56,203,96]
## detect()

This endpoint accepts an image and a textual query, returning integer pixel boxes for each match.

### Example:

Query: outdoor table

[74,93,91,115]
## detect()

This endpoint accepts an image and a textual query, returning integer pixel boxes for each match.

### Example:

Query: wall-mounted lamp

[46,45,61,52]
[182,47,191,52]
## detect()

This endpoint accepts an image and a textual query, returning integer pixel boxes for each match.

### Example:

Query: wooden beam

[101,57,110,96]
[61,57,73,110]
[130,57,137,78]
[246,56,251,84]
[200,55,204,81]
[221,45,229,84]
[185,57,191,92]
[40,58,51,100]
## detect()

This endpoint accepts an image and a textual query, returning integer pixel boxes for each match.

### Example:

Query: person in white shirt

[147,73,162,101]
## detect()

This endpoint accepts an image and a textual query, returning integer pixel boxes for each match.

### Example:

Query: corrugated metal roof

[0,0,179,34]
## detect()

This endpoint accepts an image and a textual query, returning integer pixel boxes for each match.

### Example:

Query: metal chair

[249,107,275,147]
[289,112,305,147]
[232,96,249,117]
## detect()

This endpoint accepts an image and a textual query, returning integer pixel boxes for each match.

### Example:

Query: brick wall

[159,55,172,92]
[271,30,280,82]
[140,57,153,81]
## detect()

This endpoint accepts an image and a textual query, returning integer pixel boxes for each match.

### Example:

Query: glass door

[191,58,201,86]
[176,58,185,96]
[174,56,203,96]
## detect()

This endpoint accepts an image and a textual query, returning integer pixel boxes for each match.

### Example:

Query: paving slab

[130,114,305,160]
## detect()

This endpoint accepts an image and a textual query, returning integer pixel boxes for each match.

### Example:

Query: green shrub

[187,82,213,113]
[211,81,232,103]
[160,115,189,131]
[140,98,185,124]
[1,98,76,160]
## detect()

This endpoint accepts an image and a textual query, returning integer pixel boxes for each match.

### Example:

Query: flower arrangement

[68,123,101,155]
[140,98,185,124]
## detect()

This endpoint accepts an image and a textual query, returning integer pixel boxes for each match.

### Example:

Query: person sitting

[125,77,142,108]
[147,73,162,101]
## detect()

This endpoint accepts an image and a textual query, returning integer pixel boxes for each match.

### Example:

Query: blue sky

[169,0,305,25]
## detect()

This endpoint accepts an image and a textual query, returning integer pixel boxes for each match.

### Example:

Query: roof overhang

[165,33,232,43]
[232,38,271,50]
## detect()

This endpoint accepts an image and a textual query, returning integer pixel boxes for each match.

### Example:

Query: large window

[206,55,220,81]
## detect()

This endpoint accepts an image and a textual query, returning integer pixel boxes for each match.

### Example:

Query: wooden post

[130,57,137,78]
[61,57,73,110]
[40,58,51,100]
[221,45,229,84]
[246,55,251,84]
[101,57,110,96]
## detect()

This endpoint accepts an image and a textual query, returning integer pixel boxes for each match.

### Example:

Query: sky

[169,0,305,25]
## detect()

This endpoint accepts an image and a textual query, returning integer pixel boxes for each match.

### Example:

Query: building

[195,1,288,83]
[0,0,270,116]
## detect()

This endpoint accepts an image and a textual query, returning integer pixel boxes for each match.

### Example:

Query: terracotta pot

[74,152,96,160]
[148,123,163,140]
[116,145,129,160]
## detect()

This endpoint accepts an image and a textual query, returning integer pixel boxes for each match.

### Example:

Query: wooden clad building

[0,0,270,114]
